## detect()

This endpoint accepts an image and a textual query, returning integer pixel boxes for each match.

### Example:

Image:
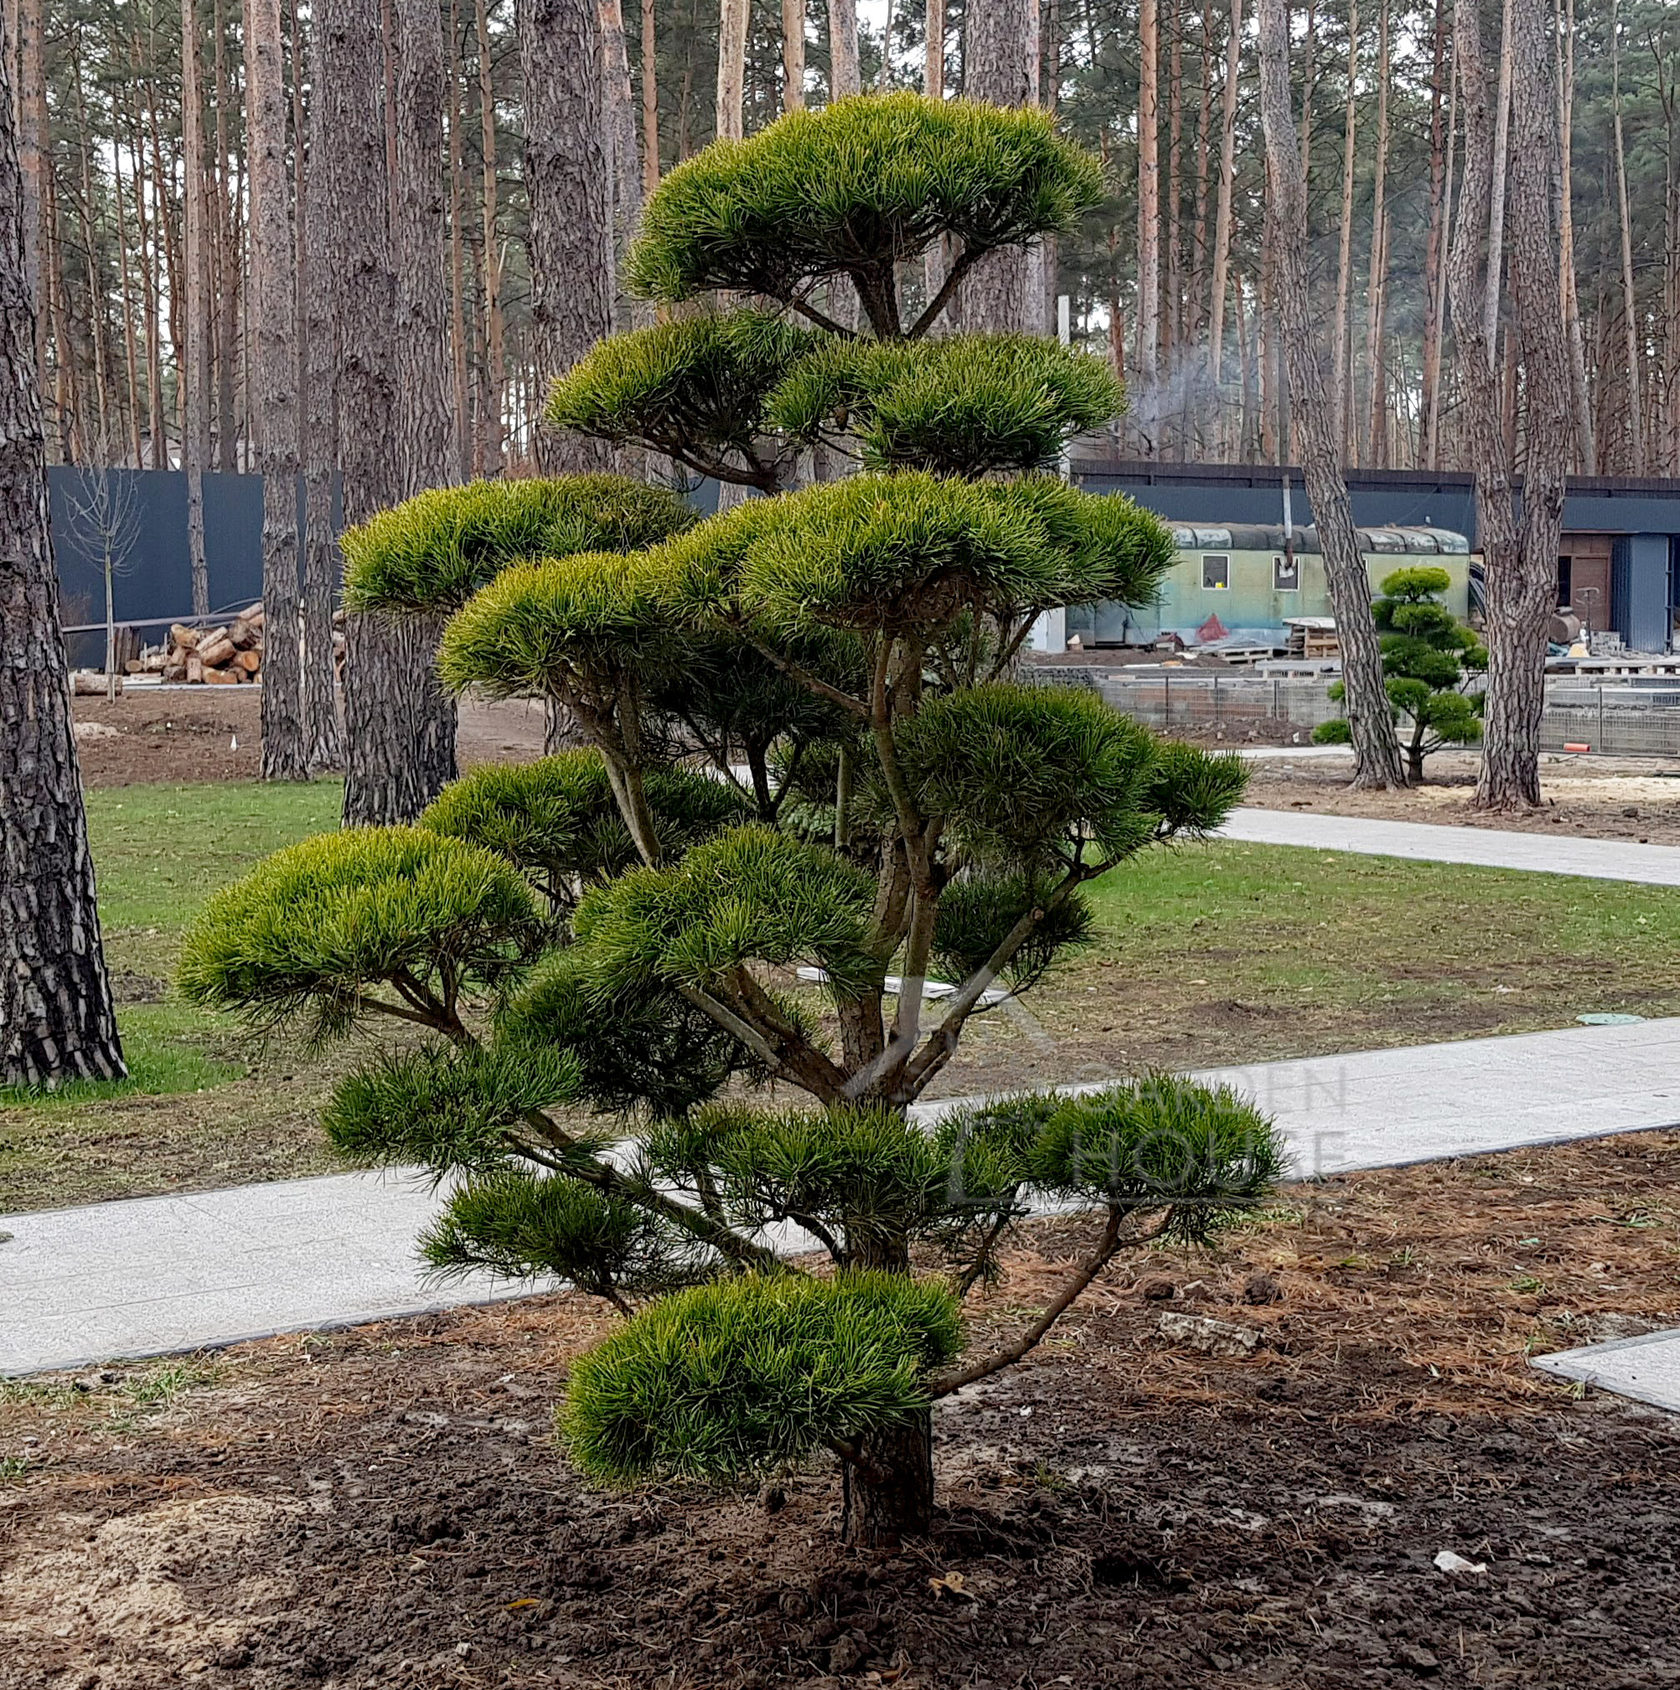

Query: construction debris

[158,606,266,684]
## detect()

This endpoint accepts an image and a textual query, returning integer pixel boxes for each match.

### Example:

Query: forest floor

[2,1129,1677,1689]
[5,691,1680,1211]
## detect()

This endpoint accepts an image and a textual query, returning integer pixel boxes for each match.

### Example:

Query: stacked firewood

[162,606,265,684]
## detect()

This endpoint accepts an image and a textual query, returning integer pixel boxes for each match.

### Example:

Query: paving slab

[7,1016,1680,1376]
[1531,1328,1680,1414]
[1220,806,1680,886]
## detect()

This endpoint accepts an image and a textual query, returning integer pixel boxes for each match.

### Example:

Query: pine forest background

[17,0,1680,484]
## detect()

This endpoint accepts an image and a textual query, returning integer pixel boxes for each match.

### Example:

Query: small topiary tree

[1313,565,1487,782]
[181,94,1283,1546]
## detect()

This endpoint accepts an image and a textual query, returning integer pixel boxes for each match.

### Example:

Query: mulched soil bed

[4,1130,1679,1688]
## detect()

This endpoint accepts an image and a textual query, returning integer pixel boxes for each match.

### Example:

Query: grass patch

[8,797,1680,1214]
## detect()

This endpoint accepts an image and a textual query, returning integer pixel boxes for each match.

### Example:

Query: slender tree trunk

[1556,0,1592,471]
[301,6,343,775]
[448,0,473,476]
[1425,33,1456,469]
[1256,0,1406,790]
[1207,0,1242,450]
[476,0,505,472]
[1136,0,1160,454]
[600,0,643,319]
[183,0,211,613]
[1362,0,1390,467]
[963,0,1042,334]
[1332,0,1356,461]
[1611,0,1643,473]
[112,116,144,466]
[1449,0,1573,810]
[921,0,946,315]
[15,0,43,402]
[1164,11,1182,447]
[828,0,860,98]
[783,0,805,110]
[391,0,461,789]
[1420,0,1447,470]
[247,0,305,780]
[642,0,662,189]
[717,0,748,137]
[520,0,616,473]
[0,33,126,1087]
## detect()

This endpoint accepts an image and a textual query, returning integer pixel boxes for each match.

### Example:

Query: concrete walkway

[1221,806,1680,886]
[6,1017,1679,1376]
[1532,1327,1680,1413]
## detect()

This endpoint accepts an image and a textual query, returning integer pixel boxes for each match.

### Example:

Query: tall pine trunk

[1136,0,1160,454]
[247,0,305,780]
[182,0,211,613]
[475,0,505,473]
[1206,0,1241,451]
[1449,0,1573,810]
[1361,0,1390,467]
[1256,0,1406,790]
[1611,0,1642,473]
[520,0,615,474]
[0,34,126,1087]
[717,0,748,139]
[962,0,1041,334]
[1332,0,1356,461]
[1556,0,1593,470]
[329,0,455,823]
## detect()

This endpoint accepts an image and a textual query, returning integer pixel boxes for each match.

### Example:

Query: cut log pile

[157,606,266,685]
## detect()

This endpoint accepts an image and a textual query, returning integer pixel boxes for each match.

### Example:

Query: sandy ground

[68,686,548,788]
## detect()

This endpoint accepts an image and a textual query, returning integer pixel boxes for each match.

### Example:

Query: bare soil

[3,1131,1678,1689]
[69,689,549,789]
[1243,749,1680,846]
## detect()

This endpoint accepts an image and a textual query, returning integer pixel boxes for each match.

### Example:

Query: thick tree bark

[1256,0,1406,790]
[247,0,306,781]
[842,1413,934,1547]
[327,0,457,824]
[1449,0,1573,810]
[300,5,344,776]
[0,36,126,1087]
[961,0,1041,334]
[182,0,211,614]
[519,0,615,474]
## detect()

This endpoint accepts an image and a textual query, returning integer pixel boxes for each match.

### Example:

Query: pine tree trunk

[782,0,805,111]
[642,0,662,189]
[828,0,860,98]
[300,3,344,776]
[1256,0,1406,791]
[717,0,748,139]
[520,0,616,474]
[961,0,1041,334]
[1206,0,1241,450]
[1555,0,1592,470]
[1448,0,1573,810]
[1483,0,1513,357]
[475,0,505,473]
[1611,0,1643,474]
[16,0,44,400]
[1420,0,1447,470]
[600,0,643,320]
[327,0,455,824]
[247,0,306,781]
[1136,0,1160,455]
[448,0,473,478]
[182,0,211,613]
[0,41,126,1087]
[1362,0,1389,468]
[843,1413,935,1548]
[1332,0,1356,461]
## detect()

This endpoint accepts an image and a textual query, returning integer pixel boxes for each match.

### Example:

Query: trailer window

[1202,554,1230,591]
[1274,553,1300,591]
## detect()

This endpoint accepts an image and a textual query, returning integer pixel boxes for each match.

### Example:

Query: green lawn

[4,782,1680,1212]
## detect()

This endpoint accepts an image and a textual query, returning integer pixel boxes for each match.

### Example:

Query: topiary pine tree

[181,94,1283,1547]
[1313,566,1487,782]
